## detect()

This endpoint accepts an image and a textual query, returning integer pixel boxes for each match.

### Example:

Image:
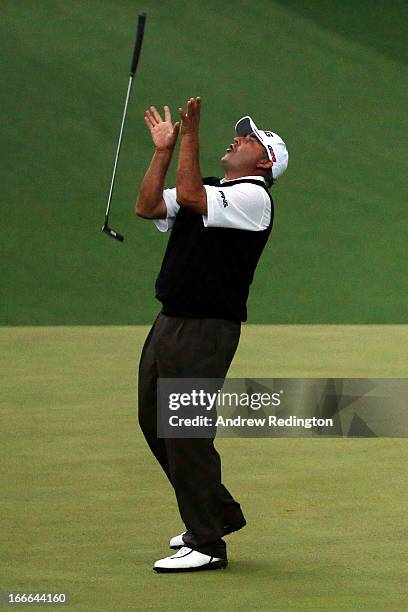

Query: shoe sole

[153,559,228,573]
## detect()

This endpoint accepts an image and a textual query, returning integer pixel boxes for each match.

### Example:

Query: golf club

[102,12,147,242]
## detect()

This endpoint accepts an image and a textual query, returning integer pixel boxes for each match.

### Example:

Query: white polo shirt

[154,176,271,233]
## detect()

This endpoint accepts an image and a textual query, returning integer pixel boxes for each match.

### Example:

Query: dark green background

[1,0,407,324]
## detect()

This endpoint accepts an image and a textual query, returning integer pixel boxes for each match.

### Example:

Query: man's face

[221,133,269,174]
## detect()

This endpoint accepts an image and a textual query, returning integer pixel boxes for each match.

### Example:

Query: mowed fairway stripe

[1,326,407,611]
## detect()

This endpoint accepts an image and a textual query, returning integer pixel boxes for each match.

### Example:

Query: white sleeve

[202,183,271,231]
[153,188,180,232]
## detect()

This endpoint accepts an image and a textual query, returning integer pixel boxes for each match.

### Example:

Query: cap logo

[264,131,274,137]
[267,145,277,163]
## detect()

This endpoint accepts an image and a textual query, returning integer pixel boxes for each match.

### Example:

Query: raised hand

[178,96,201,135]
[144,105,180,151]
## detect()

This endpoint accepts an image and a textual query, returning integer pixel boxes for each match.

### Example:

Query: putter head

[102,224,124,242]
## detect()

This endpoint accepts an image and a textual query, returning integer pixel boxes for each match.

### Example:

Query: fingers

[144,110,155,129]
[164,105,172,123]
[145,105,165,128]
[150,105,162,123]
[187,96,201,104]
[145,104,175,128]
[145,98,200,131]
[188,96,201,116]
[178,97,201,122]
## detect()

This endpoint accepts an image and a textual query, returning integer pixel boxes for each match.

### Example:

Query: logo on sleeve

[218,190,228,208]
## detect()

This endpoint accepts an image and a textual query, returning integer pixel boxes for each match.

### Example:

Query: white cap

[235,116,289,180]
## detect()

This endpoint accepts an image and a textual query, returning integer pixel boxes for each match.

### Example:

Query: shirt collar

[220,175,267,185]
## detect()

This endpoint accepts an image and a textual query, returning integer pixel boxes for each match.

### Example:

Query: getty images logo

[168,389,283,411]
[218,190,228,207]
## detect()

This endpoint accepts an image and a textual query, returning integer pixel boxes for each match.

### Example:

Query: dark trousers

[138,312,245,560]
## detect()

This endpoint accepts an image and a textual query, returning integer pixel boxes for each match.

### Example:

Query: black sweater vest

[155,177,274,323]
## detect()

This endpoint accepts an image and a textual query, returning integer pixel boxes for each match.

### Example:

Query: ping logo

[219,190,228,207]
[267,145,277,163]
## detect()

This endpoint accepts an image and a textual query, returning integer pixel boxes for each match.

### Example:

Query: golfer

[136,97,288,572]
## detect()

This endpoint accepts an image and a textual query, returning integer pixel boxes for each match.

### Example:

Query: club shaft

[104,75,134,220]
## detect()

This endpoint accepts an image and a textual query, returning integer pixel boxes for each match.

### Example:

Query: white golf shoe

[169,531,186,549]
[153,546,227,573]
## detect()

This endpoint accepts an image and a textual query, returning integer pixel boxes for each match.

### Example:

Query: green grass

[1,326,407,610]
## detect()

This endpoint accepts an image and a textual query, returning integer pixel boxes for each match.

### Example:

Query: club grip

[130,13,147,77]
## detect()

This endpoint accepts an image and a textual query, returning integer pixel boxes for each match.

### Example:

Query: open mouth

[225,144,235,153]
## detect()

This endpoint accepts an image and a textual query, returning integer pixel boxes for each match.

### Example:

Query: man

[136,97,288,573]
